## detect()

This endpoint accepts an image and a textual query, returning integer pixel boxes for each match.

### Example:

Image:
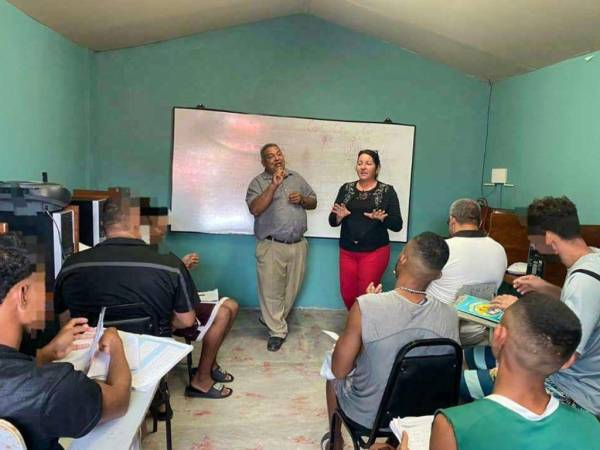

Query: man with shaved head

[430,293,599,450]
[322,232,459,450]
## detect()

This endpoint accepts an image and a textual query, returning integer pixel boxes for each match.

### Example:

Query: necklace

[397,286,427,295]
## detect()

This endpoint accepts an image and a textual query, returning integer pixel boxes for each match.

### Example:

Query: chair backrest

[0,419,27,450]
[103,302,158,335]
[456,282,497,301]
[371,338,462,432]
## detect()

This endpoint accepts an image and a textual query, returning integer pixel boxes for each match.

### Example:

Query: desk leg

[166,419,172,450]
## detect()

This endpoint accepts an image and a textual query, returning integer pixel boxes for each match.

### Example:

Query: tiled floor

[142,308,348,450]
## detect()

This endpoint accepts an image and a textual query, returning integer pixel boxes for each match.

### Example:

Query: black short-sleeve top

[328,181,403,252]
[54,237,199,336]
[0,344,102,449]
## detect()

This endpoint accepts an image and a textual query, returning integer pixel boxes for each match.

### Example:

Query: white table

[62,382,159,450]
[60,333,192,449]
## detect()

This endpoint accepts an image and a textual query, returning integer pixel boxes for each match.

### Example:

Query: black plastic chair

[103,302,157,334]
[329,338,463,450]
[103,302,173,450]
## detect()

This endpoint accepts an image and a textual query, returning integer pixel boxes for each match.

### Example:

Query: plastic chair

[0,419,27,449]
[329,338,462,450]
[103,302,157,334]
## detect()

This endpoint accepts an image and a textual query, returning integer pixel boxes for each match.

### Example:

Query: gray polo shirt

[550,248,600,415]
[245,169,316,242]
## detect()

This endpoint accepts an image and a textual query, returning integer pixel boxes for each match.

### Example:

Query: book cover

[455,295,504,323]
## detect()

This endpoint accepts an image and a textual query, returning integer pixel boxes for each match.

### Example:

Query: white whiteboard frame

[169,107,416,242]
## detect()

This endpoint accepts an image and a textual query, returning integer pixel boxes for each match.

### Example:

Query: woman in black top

[328,150,403,309]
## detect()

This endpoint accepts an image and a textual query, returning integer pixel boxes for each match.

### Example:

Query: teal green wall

[0,1,91,188]
[89,15,489,308]
[67,14,491,309]
[484,51,600,223]
[5,1,597,307]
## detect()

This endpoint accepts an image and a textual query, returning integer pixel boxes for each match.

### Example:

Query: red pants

[339,245,391,310]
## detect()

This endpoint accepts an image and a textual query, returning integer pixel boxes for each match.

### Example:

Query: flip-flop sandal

[190,366,235,383]
[184,382,233,399]
[211,365,234,383]
[320,432,330,450]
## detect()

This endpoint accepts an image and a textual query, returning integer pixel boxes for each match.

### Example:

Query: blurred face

[527,233,555,255]
[261,145,285,174]
[15,272,47,331]
[149,215,169,245]
[128,206,141,239]
[356,153,378,181]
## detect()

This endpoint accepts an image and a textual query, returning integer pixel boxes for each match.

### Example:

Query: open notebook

[390,415,434,450]
[58,327,192,392]
[320,330,345,380]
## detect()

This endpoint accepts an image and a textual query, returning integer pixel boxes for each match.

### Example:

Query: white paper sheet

[390,415,434,450]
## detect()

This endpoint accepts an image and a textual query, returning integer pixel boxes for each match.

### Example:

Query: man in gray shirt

[323,232,459,449]
[491,196,600,415]
[246,143,317,351]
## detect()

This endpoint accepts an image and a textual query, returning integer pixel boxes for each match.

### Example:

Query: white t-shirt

[487,394,559,420]
[426,231,508,304]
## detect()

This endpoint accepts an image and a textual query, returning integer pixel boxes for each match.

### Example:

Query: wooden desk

[63,382,159,450]
[503,273,518,285]
[484,208,600,287]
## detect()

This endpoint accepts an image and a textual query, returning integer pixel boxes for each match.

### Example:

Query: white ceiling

[8,0,600,80]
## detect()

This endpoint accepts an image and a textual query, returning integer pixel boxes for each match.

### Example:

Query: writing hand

[490,294,519,310]
[182,252,200,269]
[98,327,125,356]
[332,203,351,221]
[364,209,388,222]
[288,191,303,205]
[366,282,383,294]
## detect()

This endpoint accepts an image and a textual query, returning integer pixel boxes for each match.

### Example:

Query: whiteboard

[170,108,415,242]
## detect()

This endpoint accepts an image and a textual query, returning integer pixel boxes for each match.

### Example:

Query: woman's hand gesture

[332,203,351,223]
[364,209,388,222]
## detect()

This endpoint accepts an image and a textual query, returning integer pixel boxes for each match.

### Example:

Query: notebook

[390,415,434,450]
[455,295,504,323]
[59,331,191,391]
[198,289,219,303]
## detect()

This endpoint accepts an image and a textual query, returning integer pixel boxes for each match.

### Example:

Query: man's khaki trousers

[256,238,308,338]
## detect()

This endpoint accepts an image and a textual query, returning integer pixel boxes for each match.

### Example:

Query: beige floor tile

[142,309,348,450]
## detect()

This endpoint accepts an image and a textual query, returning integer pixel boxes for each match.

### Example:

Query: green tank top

[441,398,599,450]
